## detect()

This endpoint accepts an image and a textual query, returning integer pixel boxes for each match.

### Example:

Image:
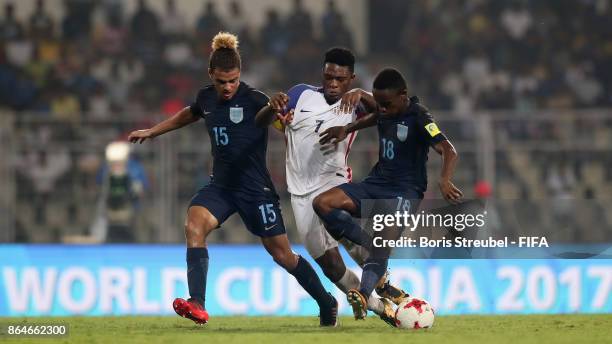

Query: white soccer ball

[395,297,435,329]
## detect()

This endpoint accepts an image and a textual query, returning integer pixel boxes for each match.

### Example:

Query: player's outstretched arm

[319,112,379,145]
[255,92,292,129]
[432,140,463,204]
[128,106,199,144]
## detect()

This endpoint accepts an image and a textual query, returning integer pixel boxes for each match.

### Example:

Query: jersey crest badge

[229,107,243,124]
[397,124,409,142]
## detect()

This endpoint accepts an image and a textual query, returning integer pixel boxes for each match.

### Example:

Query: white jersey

[284,84,362,196]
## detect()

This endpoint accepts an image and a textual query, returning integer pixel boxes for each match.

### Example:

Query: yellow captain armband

[272,119,285,131]
[425,123,441,137]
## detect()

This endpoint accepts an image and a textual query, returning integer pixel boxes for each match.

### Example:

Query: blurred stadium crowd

[0,0,611,243]
[1,0,611,113]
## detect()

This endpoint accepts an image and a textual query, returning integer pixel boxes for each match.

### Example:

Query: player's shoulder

[246,87,270,105]
[287,84,320,99]
[288,83,319,92]
[233,81,266,101]
[195,84,215,95]
[191,85,216,109]
[195,84,216,99]
[409,96,430,115]
[408,96,445,140]
[234,82,269,108]
[285,84,322,112]
[408,96,437,122]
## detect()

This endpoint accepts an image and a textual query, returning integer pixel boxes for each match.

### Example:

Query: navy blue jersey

[189,82,274,195]
[365,96,447,192]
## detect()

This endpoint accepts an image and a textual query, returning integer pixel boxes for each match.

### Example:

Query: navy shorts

[338,179,424,217]
[188,183,286,237]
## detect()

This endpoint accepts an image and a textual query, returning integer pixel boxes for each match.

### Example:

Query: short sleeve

[189,89,206,118]
[249,89,270,112]
[285,84,317,114]
[417,111,447,145]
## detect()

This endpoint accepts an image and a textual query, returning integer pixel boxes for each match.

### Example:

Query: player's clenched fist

[269,92,289,113]
[277,109,294,126]
[128,129,154,144]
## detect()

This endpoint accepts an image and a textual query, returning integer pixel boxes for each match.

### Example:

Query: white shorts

[290,179,345,259]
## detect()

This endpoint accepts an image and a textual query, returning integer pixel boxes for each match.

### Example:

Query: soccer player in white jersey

[256,48,408,326]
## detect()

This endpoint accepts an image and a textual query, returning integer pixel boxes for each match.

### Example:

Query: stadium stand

[1,0,610,243]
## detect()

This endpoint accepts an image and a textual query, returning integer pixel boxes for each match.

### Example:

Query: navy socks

[187,247,209,307]
[188,249,333,310]
[317,208,370,246]
[359,258,388,299]
[289,255,335,308]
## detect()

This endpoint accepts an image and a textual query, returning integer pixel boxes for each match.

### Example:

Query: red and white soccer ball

[395,297,435,329]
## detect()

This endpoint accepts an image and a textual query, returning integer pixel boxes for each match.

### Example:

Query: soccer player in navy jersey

[313,68,463,320]
[128,32,338,326]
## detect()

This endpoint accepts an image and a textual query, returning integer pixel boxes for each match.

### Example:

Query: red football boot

[173,298,209,325]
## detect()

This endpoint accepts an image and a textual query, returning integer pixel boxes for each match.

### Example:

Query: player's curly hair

[324,47,355,72]
[209,32,241,71]
[373,68,407,91]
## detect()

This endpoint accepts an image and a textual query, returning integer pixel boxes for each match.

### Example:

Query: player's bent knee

[312,193,332,215]
[184,221,206,239]
[184,207,218,245]
[313,188,355,215]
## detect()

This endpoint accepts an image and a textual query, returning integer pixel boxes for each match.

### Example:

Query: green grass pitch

[1,314,611,344]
